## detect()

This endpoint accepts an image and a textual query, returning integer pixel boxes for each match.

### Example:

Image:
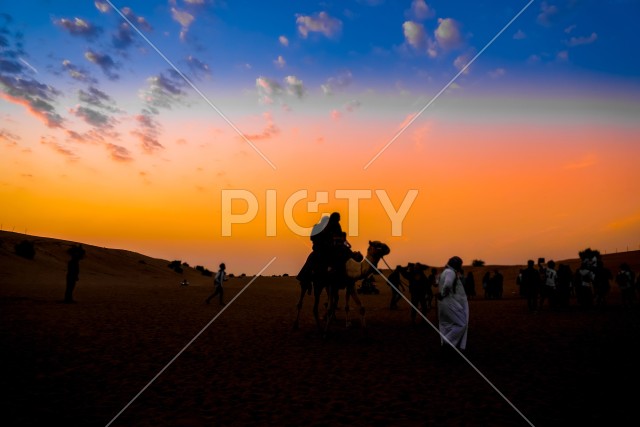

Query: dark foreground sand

[1,231,640,426]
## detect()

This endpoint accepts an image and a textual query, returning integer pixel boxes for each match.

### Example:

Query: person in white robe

[436,256,469,351]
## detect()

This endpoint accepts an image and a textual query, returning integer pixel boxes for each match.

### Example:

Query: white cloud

[171,8,195,41]
[284,75,305,98]
[95,1,110,13]
[453,51,474,74]
[296,12,342,39]
[279,35,289,46]
[566,32,597,47]
[434,18,463,50]
[274,55,286,69]
[402,21,437,57]
[409,0,434,20]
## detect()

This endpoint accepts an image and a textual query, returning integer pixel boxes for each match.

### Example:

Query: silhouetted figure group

[385,262,436,325]
[517,248,638,312]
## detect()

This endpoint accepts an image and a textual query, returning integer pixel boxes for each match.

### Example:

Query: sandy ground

[2,231,640,426]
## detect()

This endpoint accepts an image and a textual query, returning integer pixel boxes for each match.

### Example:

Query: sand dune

[2,231,640,426]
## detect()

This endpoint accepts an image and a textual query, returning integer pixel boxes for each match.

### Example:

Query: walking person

[436,256,469,353]
[206,263,227,306]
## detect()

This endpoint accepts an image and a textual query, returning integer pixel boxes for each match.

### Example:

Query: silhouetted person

[64,245,85,304]
[593,259,612,308]
[491,269,504,299]
[482,271,491,299]
[206,263,227,305]
[387,265,405,310]
[539,260,557,310]
[403,263,429,325]
[521,260,540,312]
[576,259,595,308]
[616,263,635,307]
[464,271,476,299]
[556,264,573,309]
[296,212,343,288]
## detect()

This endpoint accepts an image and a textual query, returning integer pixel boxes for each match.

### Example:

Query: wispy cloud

[605,213,640,232]
[279,35,289,46]
[244,112,280,141]
[62,60,97,84]
[321,70,353,95]
[186,55,211,79]
[54,17,102,39]
[537,1,558,26]
[296,12,342,39]
[171,7,195,41]
[84,50,120,80]
[513,29,526,40]
[0,128,20,146]
[566,32,597,47]
[40,136,78,160]
[406,0,434,21]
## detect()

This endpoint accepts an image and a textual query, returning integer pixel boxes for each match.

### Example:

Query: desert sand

[2,230,640,426]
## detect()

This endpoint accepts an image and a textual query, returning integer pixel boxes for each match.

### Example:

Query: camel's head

[368,240,390,258]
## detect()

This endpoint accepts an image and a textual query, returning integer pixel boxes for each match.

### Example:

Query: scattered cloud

[54,17,102,39]
[40,136,78,160]
[256,76,283,104]
[95,1,110,13]
[566,32,597,47]
[171,8,195,41]
[121,7,152,32]
[106,143,133,162]
[321,70,353,95]
[112,23,135,50]
[84,50,119,80]
[453,50,475,74]
[0,128,20,146]
[513,29,526,40]
[537,1,558,26]
[527,54,541,64]
[131,112,163,153]
[279,35,289,46]
[407,0,434,21]
[274,55,286,68]
[296,12,342,39]
[186,55,211,79]
[0,75,64,128]
[62,60,97,84]
[284,75,305,98]
[564,24,577,34]
[245,112,279,141]
[141,70,187,111]
[434,18,463,50]
[402,21,437,57]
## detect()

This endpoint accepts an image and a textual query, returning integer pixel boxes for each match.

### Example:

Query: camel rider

[297,212,344,284]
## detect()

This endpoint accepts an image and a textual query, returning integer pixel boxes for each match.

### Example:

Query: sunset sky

[2,0,639,275]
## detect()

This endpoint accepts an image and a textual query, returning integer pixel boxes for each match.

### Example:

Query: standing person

[206,263,227,306]
[387,265,406,310]
[463,270,476,299]
[403,263,429,325]
[616,263,635,307]
[576,259,595,308]
[63,244,85,304]
[492,269,504,299]
[482,271,491,299]
[556,264,573,309]
[521,260,541,312]
[539,260,557,310]
[436,256,469,353]
[593,259,612,308]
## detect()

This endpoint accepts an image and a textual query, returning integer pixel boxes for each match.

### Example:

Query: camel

[293,240,390,333]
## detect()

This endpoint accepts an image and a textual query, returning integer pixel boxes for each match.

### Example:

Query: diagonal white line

[363,0,535,170]
[104,256,277,427]
[103,0,277,170]
[367,257,536,427]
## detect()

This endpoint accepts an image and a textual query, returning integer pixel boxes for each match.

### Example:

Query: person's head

[329,212,340,223]
[219,263,226,270]
[527,260,534,268]
[547,260,555,269]
[447,256,463,273]
[431,267,437,274]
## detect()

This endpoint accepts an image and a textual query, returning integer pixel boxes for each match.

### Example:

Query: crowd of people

[517,250,639,311]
